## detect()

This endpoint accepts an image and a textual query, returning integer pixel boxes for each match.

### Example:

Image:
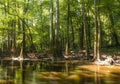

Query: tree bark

[50,0,54,54]
[53,0,63,60]
[93,0,101,60]
[22,18,26,56]
[79,22,84,49]
[71,17,75,49]
[65,0,70,55]
[82,0,89,58]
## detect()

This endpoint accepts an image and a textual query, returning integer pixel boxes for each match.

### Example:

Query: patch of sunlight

[75,64,120,78]
[67,74,80,81]
[36,72,68,81]
[0,68,3,72]
[0,80,14,84]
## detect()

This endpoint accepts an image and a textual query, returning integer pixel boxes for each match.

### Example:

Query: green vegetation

[0,0,120,60]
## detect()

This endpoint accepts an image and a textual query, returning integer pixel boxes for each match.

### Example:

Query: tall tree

[50,0,54,54]
[22,0,29,56]
[53,0,63,59]
[93,0,101,60]
[70,17,75,49]
[65,0,70,55]
[82,0,89,58]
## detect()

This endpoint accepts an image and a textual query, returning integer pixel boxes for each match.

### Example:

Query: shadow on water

[0,60,120,84]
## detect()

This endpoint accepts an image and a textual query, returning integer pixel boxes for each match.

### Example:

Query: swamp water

[0,60,120,84]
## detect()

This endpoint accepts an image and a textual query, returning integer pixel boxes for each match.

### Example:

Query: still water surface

[0,60,120,84]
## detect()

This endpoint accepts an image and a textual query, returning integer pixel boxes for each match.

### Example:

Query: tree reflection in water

[0,60,120,84]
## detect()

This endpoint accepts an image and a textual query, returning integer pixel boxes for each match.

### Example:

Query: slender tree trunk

[7,0,11,52]
[82,0,89,58]
[97,5,101,59]
[22,18,26,57]
[79,22,84,49]
[93,0,101,60]
[113,32,119,46]
[94,0,97,60]
[13,20,16,49]
[50,0,54,54]
[40,0,44,49]
[65,0,70,55]
[53,0,63,59]
[22,0,28,57]
[71,17,75,49]
[87,11,91,49]
[7,29,11,51]
[1,27,4,52]
[17,18,21,54]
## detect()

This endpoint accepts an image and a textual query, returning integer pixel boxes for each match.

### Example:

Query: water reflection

[0,60,120,84]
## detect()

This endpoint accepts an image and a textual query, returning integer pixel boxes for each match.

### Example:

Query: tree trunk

[50,0,54,54]
[22,18,26,57]
[40,0,44,49]
[97,5,101,59]
[53,0,63,60]
[79,22,84,49]
[71,17,75,50]
[87,11,91,49]
[13,20,16,50]
[82,0,89,58]
[93,0,101,60]
[65,0,70,55]
[21,0,29,57]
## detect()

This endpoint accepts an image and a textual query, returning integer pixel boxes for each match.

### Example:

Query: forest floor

[0,47,120,64]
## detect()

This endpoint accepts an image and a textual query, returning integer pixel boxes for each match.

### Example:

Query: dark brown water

[0,60,120,84]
